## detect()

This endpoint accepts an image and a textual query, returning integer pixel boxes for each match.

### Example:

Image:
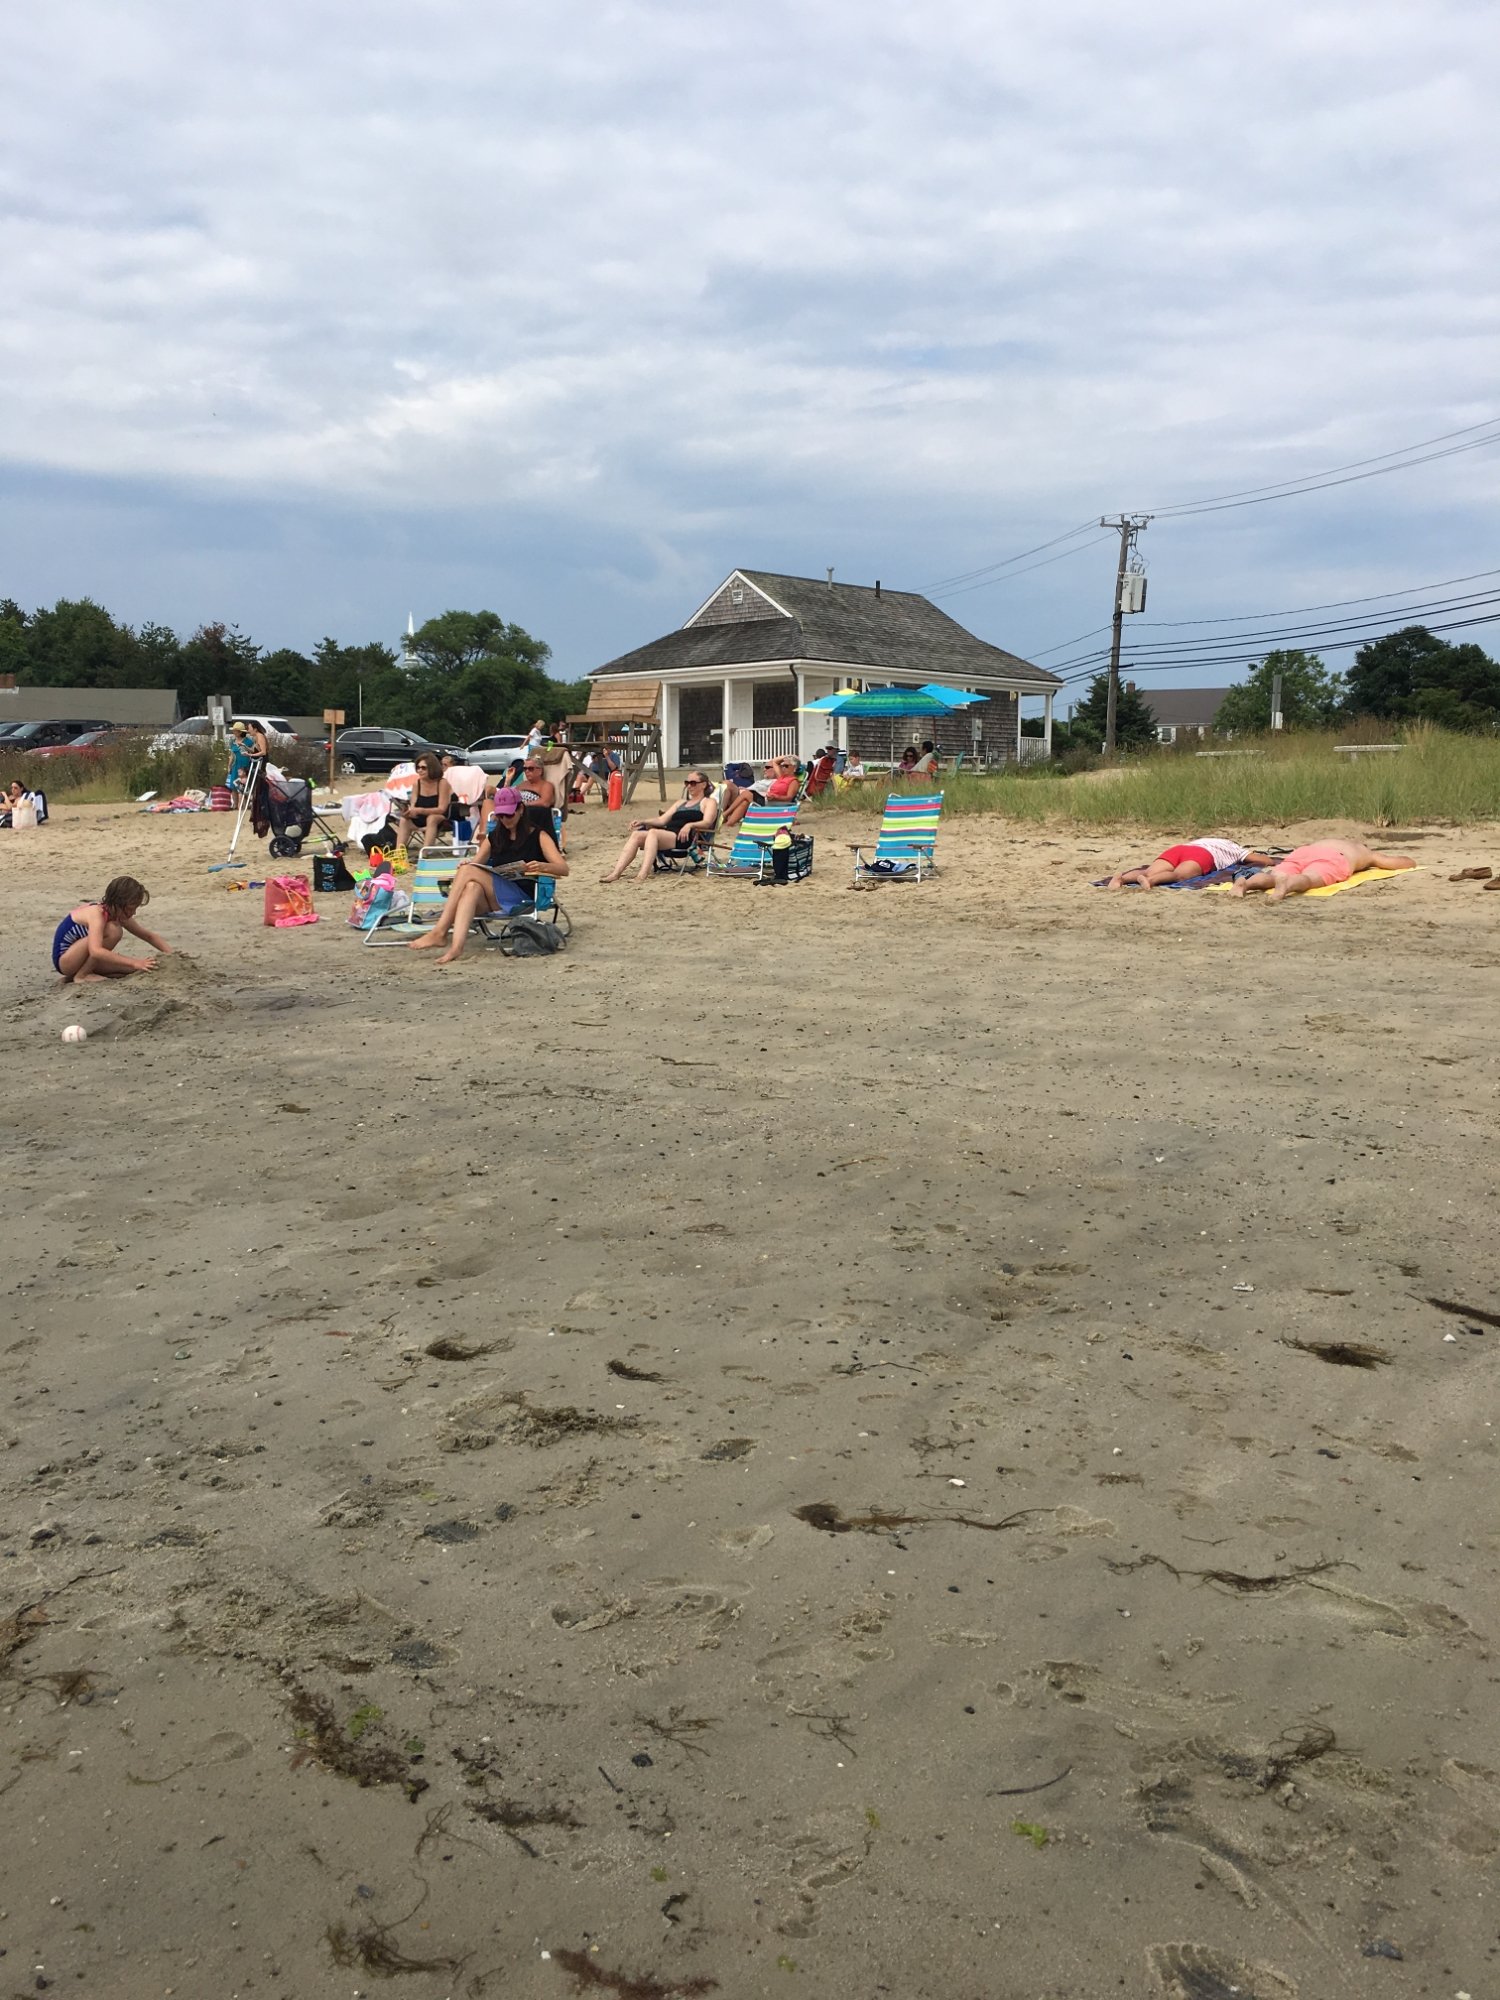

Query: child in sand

[1107,839,1257,889]
[52,877,172,981]
[1230,839,1415,903]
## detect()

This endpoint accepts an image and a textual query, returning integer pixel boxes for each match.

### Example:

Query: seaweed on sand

[1282,1337,1390,1369]
[794,1501,1040,1536]
[552,1951,717,1998]
[286,1682,428,1801]
[1104,1553,1347,1593]
[326,1922,463,1975]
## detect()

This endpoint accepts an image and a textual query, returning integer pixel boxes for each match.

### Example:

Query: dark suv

[1,719,114,750]
[334,726,466,773]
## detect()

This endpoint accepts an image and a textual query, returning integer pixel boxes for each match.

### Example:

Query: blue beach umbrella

[798,682,985,763]
[800,682,984,715]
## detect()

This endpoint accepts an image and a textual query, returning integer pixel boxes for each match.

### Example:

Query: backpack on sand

[497,914,566,957]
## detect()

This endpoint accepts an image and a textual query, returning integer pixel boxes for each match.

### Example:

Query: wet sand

[2,799,1498,2000]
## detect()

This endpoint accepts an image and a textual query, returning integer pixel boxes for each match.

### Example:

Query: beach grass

[0,736,326,804]
[805,725,1500,829]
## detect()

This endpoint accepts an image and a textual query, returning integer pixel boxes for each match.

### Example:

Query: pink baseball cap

[492,787,524,816]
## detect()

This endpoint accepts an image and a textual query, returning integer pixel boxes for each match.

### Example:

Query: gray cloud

[3,0,1498,664]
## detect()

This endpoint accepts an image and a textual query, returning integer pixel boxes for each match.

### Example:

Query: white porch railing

[1017,737,1051,763]
[727,725,797,762]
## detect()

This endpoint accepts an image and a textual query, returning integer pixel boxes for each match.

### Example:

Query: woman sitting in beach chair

[599,773,719,883]
[407,787,567,965]
[396,752,449,852]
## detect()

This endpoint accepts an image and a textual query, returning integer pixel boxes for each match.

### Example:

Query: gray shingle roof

[592,571,1061,691]
[1139,687,1233,730]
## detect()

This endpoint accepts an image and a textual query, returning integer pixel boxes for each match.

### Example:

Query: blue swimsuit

[52,907,94,972]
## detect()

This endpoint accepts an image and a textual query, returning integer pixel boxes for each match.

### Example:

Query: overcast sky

[4,0,1498,694]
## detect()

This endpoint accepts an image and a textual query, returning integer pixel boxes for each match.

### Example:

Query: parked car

[1,718,115,750]
[149,713,299,754]
[333,726,467,774]
[26,728,141,760]
[463,732,529,775]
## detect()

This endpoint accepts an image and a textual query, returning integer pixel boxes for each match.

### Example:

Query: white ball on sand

[61,1024,87,1045]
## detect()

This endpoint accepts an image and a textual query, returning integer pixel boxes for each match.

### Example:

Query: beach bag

[209,785,234,811]
[264,874,318,927]
[348,873,408,931]
[496,914,566,956]
[11,798,38,830]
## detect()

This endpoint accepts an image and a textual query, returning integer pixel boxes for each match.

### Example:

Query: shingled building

[588,569,1062,768]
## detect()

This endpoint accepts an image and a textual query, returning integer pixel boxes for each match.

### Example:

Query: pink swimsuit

[1283,842,1354,888]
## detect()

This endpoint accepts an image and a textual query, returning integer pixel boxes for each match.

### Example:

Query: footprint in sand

[1147,1942,1297,1999]
[770,1813,874,1938]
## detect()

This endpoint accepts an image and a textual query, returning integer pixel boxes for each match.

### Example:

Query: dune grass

[0,736,326,804]
[804,726,1500,829]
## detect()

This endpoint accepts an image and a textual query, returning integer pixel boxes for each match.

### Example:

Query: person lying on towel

[1107,838,1261,889]
[1229,839,1415,903]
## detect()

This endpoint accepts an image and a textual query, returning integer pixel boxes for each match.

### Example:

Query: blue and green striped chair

[850,793,943,884]
[704,799,799,880]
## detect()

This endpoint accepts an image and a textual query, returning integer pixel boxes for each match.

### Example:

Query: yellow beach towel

[1205,866,1421,899]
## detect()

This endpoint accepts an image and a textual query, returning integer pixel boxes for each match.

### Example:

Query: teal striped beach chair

[363,842,476,944]
[704,799,798,880]
[850,794,943,884]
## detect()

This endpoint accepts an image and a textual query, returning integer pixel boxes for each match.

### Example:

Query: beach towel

[1091,862,1265,890]
[1304,865,1421,899]
[344,792,393,845]
[1201,866,1421,899]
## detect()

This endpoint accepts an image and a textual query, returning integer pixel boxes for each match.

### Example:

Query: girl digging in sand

[1230,839,1415,903]
[52,877,172,982]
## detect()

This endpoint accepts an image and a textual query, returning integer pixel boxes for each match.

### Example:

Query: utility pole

[1100,515,1151,754]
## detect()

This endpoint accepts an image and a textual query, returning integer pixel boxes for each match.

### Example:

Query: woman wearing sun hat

[407,786,567,965]
[225,721,255,795]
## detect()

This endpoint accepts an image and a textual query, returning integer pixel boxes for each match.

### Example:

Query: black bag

[498,915,566,957]
[313,851,357,893]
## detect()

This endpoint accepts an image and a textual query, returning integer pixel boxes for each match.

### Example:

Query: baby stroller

[250,768,345,859]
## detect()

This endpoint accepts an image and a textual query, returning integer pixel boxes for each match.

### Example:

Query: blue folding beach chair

[850,793,943,884]
[704,800,799,880]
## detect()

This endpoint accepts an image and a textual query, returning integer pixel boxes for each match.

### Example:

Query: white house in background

[587,569,1062,768]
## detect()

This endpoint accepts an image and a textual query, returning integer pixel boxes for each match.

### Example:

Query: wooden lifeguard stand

[565,678,667,804]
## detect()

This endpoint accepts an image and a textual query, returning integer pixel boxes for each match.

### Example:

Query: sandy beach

[2,796,1497,2000]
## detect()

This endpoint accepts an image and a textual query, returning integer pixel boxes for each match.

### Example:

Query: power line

[1042,583,1500,676]
[935,533,1115,599]
[927,415,1500,602]
[1119,563,1500,630]
[1054,605,1500,687]
[925,521,1101,596]
[1139,415,1500,519]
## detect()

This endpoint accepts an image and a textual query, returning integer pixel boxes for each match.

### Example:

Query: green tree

[134,622,183,688]
[251,648,315,716]
[22,598,145,688]
[405,609,561,740]
[1344,625,1500,728]
[309,638,404,728]
[1214,649,1343,733]
[1068,672,1157,753]
[176,622,261,710]
[0,599,28,682]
